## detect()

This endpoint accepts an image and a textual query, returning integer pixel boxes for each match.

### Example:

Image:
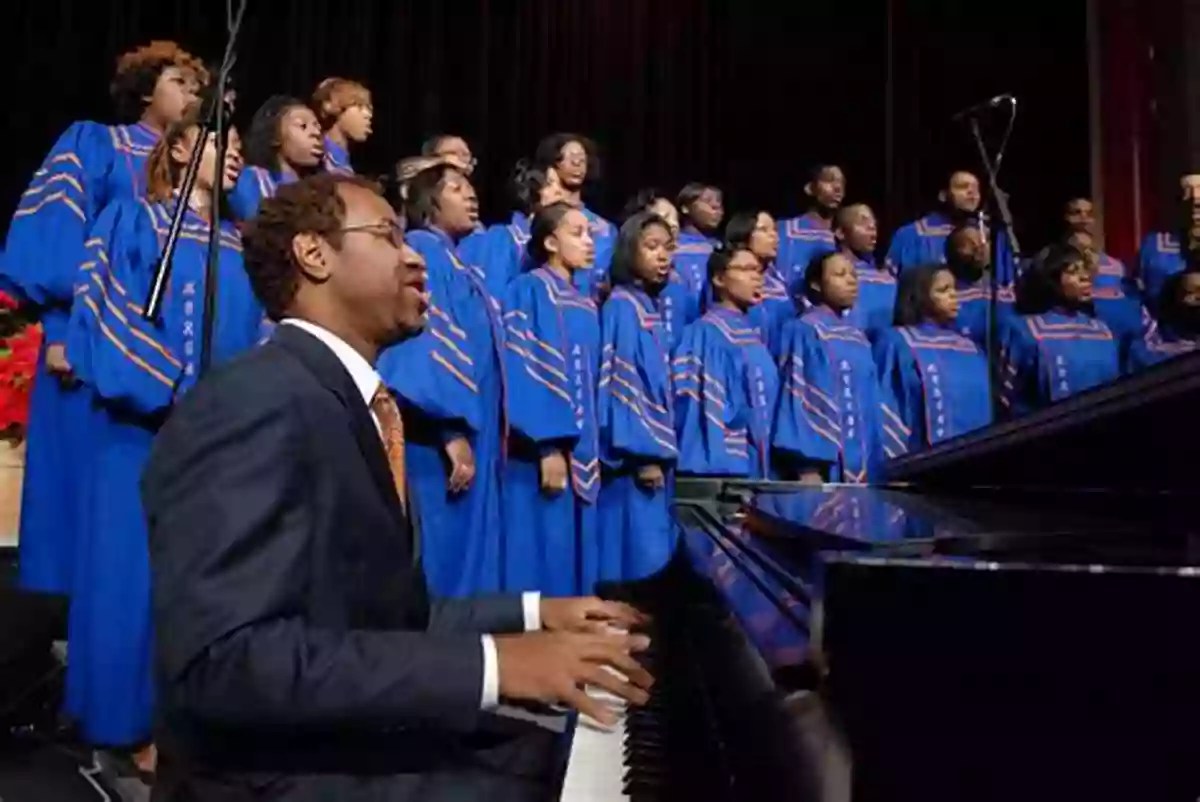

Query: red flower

[0,320,42,434]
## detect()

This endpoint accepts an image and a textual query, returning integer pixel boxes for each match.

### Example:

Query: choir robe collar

[806,303,854,324]
[707,303,754,329]
[534,264,580,296]
[129,122,161,147]
[509,211,531,238]
[424,225,461,251]
[796,211,833,231]
[323,135,352,173]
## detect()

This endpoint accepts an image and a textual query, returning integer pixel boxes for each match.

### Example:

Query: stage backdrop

[3,0,1092,254]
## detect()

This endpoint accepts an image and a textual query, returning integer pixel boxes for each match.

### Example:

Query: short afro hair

[242,173,381,321]
[109,41,209,124]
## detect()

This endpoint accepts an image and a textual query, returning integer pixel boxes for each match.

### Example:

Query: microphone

[951,94,1015,121]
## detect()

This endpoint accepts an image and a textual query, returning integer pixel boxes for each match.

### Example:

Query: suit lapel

[272,325,408,533]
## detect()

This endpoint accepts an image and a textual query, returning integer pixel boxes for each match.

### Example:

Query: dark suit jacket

[142,325,553,802]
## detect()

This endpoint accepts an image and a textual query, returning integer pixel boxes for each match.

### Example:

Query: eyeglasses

[341,221,405,248]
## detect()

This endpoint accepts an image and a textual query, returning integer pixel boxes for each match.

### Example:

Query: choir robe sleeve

[473,224,523,300]
[597,298,677,470]
[501,276,581,452]
[67,200,184,416]
[997,317,1037,418]
[670,323,749,474]
[377,252,481,437]
[227,168,272,222]
[772,321,843,469]
[3,121,111,342]
[872,330,920,458]
[883,224,918,277]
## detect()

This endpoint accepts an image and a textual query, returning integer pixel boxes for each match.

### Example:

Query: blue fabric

[595,286,677,583]
[773,306,885,483]
[998,310,1120,417]
[2,121,158,597]
[64,197,262,746]
[501,267,600,594]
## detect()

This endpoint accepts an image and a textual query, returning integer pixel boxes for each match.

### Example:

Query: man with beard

[944,223,1015,349]
[886,170,1017,285]
[777,163,845,288]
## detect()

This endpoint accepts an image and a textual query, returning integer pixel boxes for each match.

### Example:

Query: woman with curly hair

[63,100,261,774]
[228,94,325,220]
[0,40,205,603]
[312,76,373,175]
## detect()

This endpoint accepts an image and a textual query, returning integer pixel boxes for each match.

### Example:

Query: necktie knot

[371,384,407,508]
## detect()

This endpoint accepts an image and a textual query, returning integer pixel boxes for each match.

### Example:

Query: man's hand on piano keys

[493,630,655,727]
[540,596,650,636]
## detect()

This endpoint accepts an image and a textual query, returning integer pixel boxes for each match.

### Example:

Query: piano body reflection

[559,352,1200,802]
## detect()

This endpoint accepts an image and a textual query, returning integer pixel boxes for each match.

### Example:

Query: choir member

[388,154,446,206]
[672,244,778,479]
[776,164,844,287]
[228,95,325,220]
[534,133,615,296]
[62,103,260,765]
[377,163,505,597]
[673,182,724,311]
[464,159,566,298]
[619,189,692,346]
[834,203,894,342]
[1,41,205,598]
[1129,265,1200,370]
[312,77,373,175]
[1001,243,1120,416]
[1066,229,1145,362]
[421,132,477,176]
[501,202,601,594]
[1138,173,1200,312]
[723,209,793,356]
[875,264,992,456]
[774,252,884,484]
[944,223,1015,348]
[596,211,679,582]
[886,170,1017,285]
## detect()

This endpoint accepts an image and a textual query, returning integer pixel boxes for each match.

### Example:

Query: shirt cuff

[480,635,499,710]
[521,591,541,631]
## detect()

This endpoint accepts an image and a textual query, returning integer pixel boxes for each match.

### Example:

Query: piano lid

[885,349,1200,492]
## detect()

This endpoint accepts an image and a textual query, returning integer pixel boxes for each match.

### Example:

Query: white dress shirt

[280,319,540,708]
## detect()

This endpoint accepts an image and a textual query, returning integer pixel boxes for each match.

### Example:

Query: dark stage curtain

[3,0,1092,252]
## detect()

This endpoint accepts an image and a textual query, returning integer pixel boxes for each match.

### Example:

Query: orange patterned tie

[370,383,407,508]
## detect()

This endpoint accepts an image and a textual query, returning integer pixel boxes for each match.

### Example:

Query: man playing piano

[140,173,652,802]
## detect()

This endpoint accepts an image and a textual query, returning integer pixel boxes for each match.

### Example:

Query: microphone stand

[964,100,1019,416]
[142,0,249,381]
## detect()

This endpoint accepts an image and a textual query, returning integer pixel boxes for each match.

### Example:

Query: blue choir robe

[1137,232,1183,316]
[64,197,262,747]
[998,310,1120,417]
[378,227,505,597]
[672,306,779,478]
[656,269,691,352]
[322,135,353,175]
[701,261,793,357]
[955,276,1016,349]
[596,286,678,582]
[773,306,885,483]
[228,165,300,221]
[874,324,993,458]
[502,267,601,595]
[672,229,714,322]
[1091,251,1145,359]
[577,206,616,299]
[845,255,897,343]
[1128,325,1199,371]
[466,212,531,300]
[2,121,157,596]
[885,211,1018,285]
[776,213,836,290]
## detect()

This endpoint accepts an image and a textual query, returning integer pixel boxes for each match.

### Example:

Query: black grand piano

[561,351,1200,801]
